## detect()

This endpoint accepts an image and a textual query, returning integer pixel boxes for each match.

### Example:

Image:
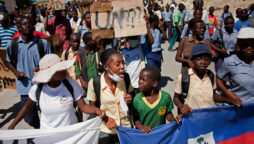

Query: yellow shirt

[174,68,217,109]
[87,73,132,134]
[61,48,80,85]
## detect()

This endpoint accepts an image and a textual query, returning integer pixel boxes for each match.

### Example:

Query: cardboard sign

[112,0,147,38]
[0,48,16,90]
[91,0,147,39]
[47,0,65,10]
[90,1,114,39]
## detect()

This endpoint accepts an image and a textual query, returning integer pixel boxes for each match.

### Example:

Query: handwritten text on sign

[0,48,16,90]
[91,0,147,38]
[47,0,65,10]
[112,0,146,38]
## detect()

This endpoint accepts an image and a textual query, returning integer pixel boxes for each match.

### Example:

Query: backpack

[211,29,227,62]
[64,47,71,60]
[11,37,44,67]
[35,79,82,122]
[93,73,131,108]
[178,69,214,113]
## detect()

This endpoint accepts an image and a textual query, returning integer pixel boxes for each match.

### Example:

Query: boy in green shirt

[133,66,175,133]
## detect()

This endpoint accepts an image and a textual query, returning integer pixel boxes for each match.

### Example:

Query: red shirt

[12,31,49,39]
[47,16,72,50]
[208,15,218,36]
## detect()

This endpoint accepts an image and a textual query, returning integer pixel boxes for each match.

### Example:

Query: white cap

[170,4,175,8]
[237,27,254,39]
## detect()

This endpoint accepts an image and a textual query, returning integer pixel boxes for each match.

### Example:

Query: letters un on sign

[91,0,147,39]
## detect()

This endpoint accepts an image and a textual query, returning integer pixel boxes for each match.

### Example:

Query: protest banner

[117,104,254,144]
[90,0,147,39]
[47,0,65,10]
[112,0,147,38]
[0,117,101,144]
[0,48,16,91]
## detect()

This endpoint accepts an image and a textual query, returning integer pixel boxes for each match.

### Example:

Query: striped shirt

[0,25,18,48]
[48,17,72,49]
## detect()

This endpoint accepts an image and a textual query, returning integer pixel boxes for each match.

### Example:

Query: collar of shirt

[222,27,237,35]
[188,68,209,81]
[100,72,125,94]
[232,54,253,66]
[188,35,206,43]
[18,36,39,48]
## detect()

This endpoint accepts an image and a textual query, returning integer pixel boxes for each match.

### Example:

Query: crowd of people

[1,0,254,143]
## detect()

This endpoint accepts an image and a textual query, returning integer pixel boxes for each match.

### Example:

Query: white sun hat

[237,27,254,39]
[32,54,75,83]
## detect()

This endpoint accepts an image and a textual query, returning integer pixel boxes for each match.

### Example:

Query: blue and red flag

[117,104,254,144]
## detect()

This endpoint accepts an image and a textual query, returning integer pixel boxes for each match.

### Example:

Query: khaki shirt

[175,68,217,109]
[61,48,80,85]
[87,73,132,134]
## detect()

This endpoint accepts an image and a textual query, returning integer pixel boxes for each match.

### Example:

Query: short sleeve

[29,84,39,102]
[87,79,97,101]
[213,75,217,90]
[6,40,13,62]
[42,39,52,55]
[67,78,84,101]
[166,93,174,112]
[174,74,182,94]
[173,12,179,24]
[219,14,224,21]
[217,61,230,80]
[184,10,191,22]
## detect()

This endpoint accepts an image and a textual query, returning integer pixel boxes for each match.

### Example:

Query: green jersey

[133,90,174,129]
[173,10,184,28]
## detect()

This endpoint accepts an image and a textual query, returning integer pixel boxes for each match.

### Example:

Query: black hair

[72,9,77,14]
[149,14,159,24]
[224,5,229,9]
[189,18,204,30]
[141,66,161,82]
[82,32,92,44]
[224,16,234,24]
[100,48,120,66]
[194,8,203,14]
[84,11,90,17]
[70,33,80,41]
[2,14,14,29]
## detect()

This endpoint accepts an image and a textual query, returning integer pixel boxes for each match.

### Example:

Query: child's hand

[140,125,151,133]
[105,117,117,129]
[15,71,27,80]
[179,104,192,115]
[175,114,183,123]
[95,108,105,119]
[124,93,132,104]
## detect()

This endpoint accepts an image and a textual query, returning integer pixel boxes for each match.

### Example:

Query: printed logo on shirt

[60,95,70,105]
[158,106,166,116]
[188,132,215,144]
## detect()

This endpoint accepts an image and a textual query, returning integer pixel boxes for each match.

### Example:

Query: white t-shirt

[29,78,83,129]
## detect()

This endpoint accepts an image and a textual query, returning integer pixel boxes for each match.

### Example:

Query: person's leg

[20,95,40,128]
[168,27,178,50]
[168,21,172,42]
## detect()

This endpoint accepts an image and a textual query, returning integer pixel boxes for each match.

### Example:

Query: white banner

[0,117,101,144]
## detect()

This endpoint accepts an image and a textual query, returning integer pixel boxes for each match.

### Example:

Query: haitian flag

[117,104,254,144]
